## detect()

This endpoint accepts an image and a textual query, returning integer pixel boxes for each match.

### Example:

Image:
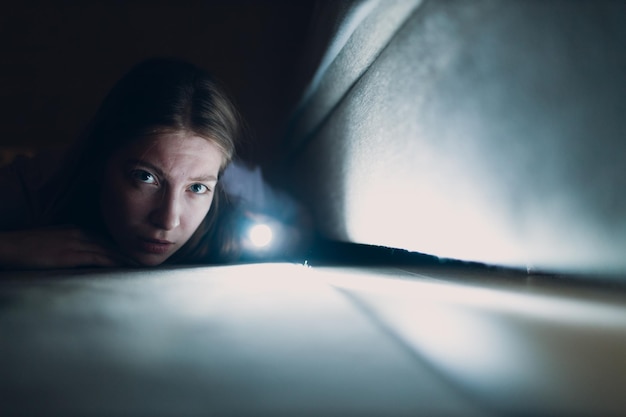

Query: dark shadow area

[0,0,318,169]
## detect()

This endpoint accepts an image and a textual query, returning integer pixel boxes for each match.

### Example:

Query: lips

[137,237,175,254]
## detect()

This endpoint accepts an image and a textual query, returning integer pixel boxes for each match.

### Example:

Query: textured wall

[284,0,626,274]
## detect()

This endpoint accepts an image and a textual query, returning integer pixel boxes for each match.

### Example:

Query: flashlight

[248,223,273,248]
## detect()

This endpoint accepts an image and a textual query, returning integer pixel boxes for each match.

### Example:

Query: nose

[149,189,181,231]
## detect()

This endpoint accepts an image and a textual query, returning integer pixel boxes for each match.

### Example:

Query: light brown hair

[43,57,244,263]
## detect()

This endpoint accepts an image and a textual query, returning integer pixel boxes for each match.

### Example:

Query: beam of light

[321,268,626,325]
[320,266,626,410]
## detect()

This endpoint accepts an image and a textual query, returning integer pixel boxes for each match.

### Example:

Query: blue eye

[189,183,209,194]
[130,169,156,184]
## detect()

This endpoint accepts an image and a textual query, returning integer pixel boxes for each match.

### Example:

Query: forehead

[115,132,224,178]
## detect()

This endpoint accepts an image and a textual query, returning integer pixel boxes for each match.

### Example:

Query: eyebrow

[126,159,218,183]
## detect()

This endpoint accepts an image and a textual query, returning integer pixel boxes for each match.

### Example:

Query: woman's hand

[0,226,134,270]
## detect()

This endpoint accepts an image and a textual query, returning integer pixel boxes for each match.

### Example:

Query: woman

[0,57,244,269]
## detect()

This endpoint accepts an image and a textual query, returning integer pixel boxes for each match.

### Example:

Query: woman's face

[100,132,224,266]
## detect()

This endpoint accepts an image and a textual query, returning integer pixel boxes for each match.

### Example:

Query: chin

[131,253,172,267]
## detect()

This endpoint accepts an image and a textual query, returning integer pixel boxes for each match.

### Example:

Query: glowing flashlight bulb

[249,223,273,248]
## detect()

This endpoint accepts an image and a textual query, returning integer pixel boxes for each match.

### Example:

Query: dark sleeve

[0,152,62,231]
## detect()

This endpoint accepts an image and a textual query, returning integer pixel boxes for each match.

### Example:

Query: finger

[58,228,139,267]
[73,251,125,268]
[47,249,117,268]
[62,232,121,260]
[83,246,141,267]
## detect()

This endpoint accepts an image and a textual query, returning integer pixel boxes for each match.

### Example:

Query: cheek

[101,181,152,227]
[183,197,215,231]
